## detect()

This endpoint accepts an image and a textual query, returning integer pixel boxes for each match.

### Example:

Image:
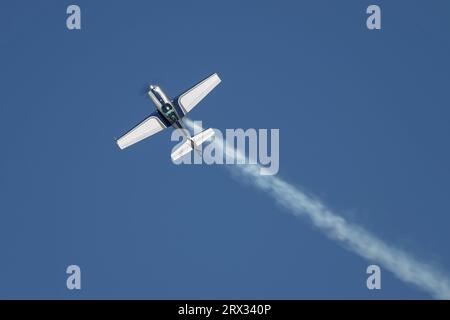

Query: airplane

[116,73,221,161]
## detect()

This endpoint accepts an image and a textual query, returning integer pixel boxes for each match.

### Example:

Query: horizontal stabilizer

[171,139,193,161]
[171,128,215,161]
[191,128,215,148]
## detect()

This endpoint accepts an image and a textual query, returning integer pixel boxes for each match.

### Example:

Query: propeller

[139,75,167,97]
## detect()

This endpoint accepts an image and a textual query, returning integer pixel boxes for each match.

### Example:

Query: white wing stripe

[116,116,166,150]
[178,73,221,114]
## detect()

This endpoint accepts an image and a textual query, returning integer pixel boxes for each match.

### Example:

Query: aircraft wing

[176,73,221,116]
[116,112,167,150]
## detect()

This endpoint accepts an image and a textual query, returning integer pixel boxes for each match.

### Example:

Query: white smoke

[184,118,450,299]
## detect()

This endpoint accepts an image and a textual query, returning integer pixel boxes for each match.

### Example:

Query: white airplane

[116,73,221,161]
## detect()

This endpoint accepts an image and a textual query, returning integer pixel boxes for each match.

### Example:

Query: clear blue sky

[0,0,449,299]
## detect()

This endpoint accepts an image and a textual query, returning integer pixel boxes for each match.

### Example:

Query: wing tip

[212,72,221,83]
[116,139,126,150]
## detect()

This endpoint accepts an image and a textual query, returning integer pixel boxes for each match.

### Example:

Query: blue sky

[0,0,449,299]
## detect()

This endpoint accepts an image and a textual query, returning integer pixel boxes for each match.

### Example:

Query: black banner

[1,300,446,318]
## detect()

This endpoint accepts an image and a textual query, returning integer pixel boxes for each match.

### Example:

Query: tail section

[171,128,215,161]
[190,128,215,149]
[171,139,194,161]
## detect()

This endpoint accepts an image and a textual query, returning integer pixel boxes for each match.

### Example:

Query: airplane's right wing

[175,73,221,116]
[116,112,167,150]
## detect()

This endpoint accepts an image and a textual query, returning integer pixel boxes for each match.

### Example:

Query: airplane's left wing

[175,73,221,116]
[116,112,167,150]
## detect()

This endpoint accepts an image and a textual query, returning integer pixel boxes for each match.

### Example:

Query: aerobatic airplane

[116,73,221,161]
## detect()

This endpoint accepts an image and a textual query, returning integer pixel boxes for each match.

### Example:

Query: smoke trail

[184,118,450,299]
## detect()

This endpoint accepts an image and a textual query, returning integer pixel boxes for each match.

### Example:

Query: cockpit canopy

[161,103,178,123]
[162,103,173,113]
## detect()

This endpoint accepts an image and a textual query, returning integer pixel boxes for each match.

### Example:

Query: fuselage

[148,85,184,131]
